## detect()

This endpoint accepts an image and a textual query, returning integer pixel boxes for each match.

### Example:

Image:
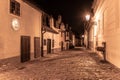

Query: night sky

[28,0,93,35]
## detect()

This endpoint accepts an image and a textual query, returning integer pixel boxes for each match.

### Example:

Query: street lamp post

[84,14,90,48]
[85,14,90,30]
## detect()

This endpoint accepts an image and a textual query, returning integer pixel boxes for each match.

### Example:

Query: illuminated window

[10,0,20,16]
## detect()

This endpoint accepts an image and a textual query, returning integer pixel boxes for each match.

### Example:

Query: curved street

[0,47,120,80]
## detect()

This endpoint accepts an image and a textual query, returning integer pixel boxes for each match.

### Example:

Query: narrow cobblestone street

[0,47,120,80]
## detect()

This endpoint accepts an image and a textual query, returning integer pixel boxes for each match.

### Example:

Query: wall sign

[12,18,20,31]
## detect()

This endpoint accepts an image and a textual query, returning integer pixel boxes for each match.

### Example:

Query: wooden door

[61,41,64,51]
[66,43,69,50]
[47,39,51,54]
[34,37,40,58]
[21,36,30,62]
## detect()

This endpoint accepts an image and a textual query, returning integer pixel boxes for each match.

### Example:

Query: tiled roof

[44,26,58,34]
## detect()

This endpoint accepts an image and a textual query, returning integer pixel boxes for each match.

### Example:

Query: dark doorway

[21,36,30,62]
[66,43,69,50]
[47,39,51,54]
[34,37,40,58]
[61,41,64,51]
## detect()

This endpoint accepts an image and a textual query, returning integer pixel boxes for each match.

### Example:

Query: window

[44,39,46,45]
[65,33,66,40]
[10,0,20,16]
[52,40,54,47]
[66,32,69,36]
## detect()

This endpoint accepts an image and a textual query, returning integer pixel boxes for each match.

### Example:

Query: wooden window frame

[10,0,20,16]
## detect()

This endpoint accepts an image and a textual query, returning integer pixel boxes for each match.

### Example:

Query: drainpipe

[41,30,44,57]
[41,12,46,57]
[41,26,46,57]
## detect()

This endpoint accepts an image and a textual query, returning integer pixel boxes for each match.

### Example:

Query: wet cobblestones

[0,47,120,80]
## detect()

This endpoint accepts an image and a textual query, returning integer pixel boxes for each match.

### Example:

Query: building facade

[0,0,74,63]
[90,0,120,68]
[59,22,66,51]
[42,14,61,54]
[0,0,43,62]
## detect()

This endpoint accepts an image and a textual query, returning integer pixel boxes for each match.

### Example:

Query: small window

[10,0,20,16]
[52,40,54,47]
[44,39,46,45]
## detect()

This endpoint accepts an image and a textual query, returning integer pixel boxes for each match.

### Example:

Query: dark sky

[28,0,93,35]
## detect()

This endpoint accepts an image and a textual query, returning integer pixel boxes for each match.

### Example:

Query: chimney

[58,15,62,24]
[49,16,54,28]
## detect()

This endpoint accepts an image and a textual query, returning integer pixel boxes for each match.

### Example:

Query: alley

[0,47,120,80]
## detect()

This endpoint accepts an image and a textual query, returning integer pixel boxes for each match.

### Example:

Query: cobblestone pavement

[0,47,120,80]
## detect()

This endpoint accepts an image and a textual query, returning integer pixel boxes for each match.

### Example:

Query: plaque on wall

[12,18,20,31]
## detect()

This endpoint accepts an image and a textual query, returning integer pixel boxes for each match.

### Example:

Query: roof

[22,0,48,15]
[44,26,58,34]
[22,0,42,12]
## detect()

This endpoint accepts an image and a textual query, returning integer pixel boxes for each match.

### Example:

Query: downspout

[41,13,46,57]
[41,26,46,57]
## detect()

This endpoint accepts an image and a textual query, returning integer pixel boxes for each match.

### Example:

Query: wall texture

[91,0,120,68]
